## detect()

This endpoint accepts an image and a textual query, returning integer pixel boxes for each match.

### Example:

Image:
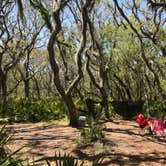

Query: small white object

[79,116,86,121]
[78,116,86,127]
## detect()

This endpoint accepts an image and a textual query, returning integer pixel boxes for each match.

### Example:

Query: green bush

[143,100,166,119]
[80,120,105,144]
[77,112,106,146]
[108,103,122,119]
[0,99,67,123]
[74,99,87,111]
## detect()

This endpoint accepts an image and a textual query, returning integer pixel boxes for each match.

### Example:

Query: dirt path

[6,120,166,165]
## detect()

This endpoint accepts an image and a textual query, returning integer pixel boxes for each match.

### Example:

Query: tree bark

[24,79,30,99]
[47,0,89,127]
[113,0,166,98]
[86,52,110,119]
[114,74,132,100]
[0,69,7,104]
[64,94,78,126]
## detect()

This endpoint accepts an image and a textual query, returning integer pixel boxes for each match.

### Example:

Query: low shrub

[77,111,106,146]
[143,100,166,119]
[35,152,104,166]
[45,152,84,166]
[0,99,67,123]
[108,103,122,120]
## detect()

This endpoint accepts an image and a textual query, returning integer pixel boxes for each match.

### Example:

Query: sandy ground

[5,120,166,166]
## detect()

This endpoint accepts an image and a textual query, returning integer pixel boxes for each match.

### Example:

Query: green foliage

[45,152,84,166]
[160,79,166,93]
[108,103,122,119]
[0,126,23,166]
[0,126,9,159]
[38,152,104,166]
[92,156,104,166]
[0,99,66,123]
[77,112,106,145]
[0,149,23,166]
[74,99,87,112]
[144,100,166,119]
